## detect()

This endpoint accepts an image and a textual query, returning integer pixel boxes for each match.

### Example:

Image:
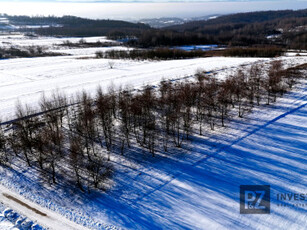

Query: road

[0,184,89,230]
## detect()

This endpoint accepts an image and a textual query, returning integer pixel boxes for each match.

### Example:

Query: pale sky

[0,1,306,20]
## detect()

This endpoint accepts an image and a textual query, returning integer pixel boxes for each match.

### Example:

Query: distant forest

[132,9,307,49]
[3,14,151,37]
[2,9,307,49]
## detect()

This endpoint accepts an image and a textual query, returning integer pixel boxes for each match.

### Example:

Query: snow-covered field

[50,46,131,56]
[0,54,279,121]
[0,35,306,229]
[0,35,114,48]
[0,35,306,122]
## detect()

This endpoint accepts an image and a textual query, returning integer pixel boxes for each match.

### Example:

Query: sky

[0,1,306,20]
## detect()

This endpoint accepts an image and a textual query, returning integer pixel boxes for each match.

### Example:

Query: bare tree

[264,60,283,104]
[167,83,185,147]
[0,122,10,166]
[229,70,248,117]
[194,74,206,135]
[249,64,263,106]
[69,133,85,191]
[14,102,39,166]
[217,81,231,127]
[140,86,157,155]
[158,80,173,150]
[269,60,283,102]
[75,91,97,162]
[33,127,48,170]
[118,88,133,152]
[86,155,112,191]
[180,82,195,140]
[203,76,219,129]
[96,87,115,160]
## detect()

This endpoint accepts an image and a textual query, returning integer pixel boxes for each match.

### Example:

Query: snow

[266,34,281,39]
[0,35,306,229]
[209,16,218,20]
[0,54,287,121]
[285,52,307,57]
[50,46,131,56]
[0,206,17,230]
[0,204,45,230]
[1,71,305,230]
[0,218,16,230]
[0,35,114,48]
[0,184,89,230]
[93,78,307,230]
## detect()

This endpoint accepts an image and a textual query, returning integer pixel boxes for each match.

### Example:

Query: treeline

[96,47,285,60]
[6,15,151,37]
[96,48,207,60]
[207,47,284,58]
[0,61,305,192]
[35,26,148,38]
[0,46,62,59]
[58,39,119,48]
[168,10,307,31]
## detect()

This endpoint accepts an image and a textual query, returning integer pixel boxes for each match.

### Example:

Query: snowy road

[0,184,89,230]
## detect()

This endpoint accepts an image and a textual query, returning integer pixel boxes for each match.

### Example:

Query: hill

[1,10,306,49]
[132,9,307,49]
[0,14,151,37]
[168,9,307,31]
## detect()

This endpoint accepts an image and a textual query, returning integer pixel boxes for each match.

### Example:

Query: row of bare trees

[0,60,303,192]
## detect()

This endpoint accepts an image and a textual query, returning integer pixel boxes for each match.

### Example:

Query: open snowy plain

[0,35,306,229]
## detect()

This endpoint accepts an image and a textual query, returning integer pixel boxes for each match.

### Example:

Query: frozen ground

[0,35,306,229]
